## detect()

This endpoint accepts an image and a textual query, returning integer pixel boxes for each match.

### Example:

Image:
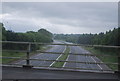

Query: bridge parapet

[1,41,120,73]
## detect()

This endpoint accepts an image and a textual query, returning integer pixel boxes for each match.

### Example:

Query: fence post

[115,48,120,76]
[115,48,120,78]
[27,43,31,65]
[23,43,33,68]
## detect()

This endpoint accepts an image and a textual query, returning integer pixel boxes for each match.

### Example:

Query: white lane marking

[91,57,103,70]
[33,53,43,59]
[62,47,71,67]
[49,54,62,67]
[80,46,103,70]
[49,46,66,67]
[95,56,103,63]
[63,55,70,67]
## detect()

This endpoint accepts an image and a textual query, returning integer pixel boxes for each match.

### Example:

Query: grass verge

[82,46,118,71]
[1,45,52,64]
[52,46,70,67]
[39,45,52,52]
[1,51,26,64]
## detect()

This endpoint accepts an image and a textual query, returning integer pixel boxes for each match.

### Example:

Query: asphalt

[2,41,119,80]
[2,66,119,79]
[14,41,65,67]
[11,41,112,73]
[64,46,112,72]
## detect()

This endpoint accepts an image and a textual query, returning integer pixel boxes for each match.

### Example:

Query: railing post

[26,51,30,65]
[27,43,31,65]
[23,43,33,68]
[115,48,120,76]
[118,48,120,74]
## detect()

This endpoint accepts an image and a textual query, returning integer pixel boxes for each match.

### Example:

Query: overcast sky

[1,2,118,34]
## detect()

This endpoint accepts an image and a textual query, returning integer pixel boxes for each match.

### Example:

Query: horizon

[1,22,118,35]
[1,2,118,34]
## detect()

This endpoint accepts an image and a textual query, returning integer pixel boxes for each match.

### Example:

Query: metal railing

[1,41,120,73]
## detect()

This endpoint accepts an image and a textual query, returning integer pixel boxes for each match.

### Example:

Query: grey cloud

[3,2,117,20]
[2,2,118,34]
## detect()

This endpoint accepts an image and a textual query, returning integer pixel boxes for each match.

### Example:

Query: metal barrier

[1,41,120,73]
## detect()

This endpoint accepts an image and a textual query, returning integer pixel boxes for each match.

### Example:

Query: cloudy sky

[1,2,118,34]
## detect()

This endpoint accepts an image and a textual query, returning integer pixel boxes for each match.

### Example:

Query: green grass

[83,46,118,71]
[52,46,70,67]
[1,51,26,64]
[1,45,52,64]
[39,45,52,52]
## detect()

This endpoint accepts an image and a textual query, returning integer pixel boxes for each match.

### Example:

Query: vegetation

[54,27,119,71]
[1,45,52,64]
[83,46,118,71]
[54,27,120,46]
[1,22,119,70]
[1,51,26,64]
[1,23,53,64]
[54,34,79,43]
[1,23,53,51]
[52,46,70,67]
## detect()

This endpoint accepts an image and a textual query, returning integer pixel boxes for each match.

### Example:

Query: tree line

[1,23,53,50]
[54,27,120,46]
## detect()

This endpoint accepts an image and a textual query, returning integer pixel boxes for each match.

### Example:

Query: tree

[1,23,54,50]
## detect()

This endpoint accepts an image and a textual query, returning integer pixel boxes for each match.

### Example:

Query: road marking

[49,54,63,67]
[33,53,43,59]
[62,55,70,67]
[62,47,71,67]
[49,46,66,67]
[91,57,103,70]
[78,46,103,70]
[80,46,103,70]
[95,56,103,63]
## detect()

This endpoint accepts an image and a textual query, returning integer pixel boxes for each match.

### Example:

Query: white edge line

[62,47,71,67]
[91,57,103,70]
[49,46,66,67]
[95,56,103,63]
[62,55,70,67]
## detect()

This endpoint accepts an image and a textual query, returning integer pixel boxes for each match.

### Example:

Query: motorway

[63,46,111,72]
[15,41,66,67]
[14,41,111,72]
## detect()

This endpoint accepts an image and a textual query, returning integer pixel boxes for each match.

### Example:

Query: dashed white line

[79,46,103,70]
[91,57,103,70]
[62,55,70,67]
[49,54,63,67]
[62,47,71,67]
[49,46,66,67]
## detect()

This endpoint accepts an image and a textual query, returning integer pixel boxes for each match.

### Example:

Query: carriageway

[1,41,120,80]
